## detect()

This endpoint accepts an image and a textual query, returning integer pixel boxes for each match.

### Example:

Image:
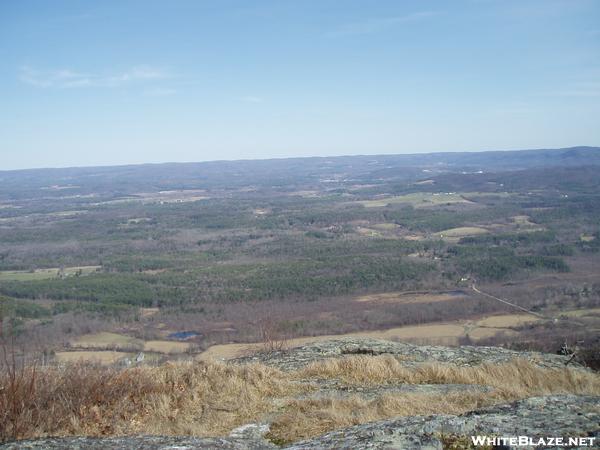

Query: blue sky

[1,0,599,170]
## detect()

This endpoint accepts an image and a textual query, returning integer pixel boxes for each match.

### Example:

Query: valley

[1,147,599,369]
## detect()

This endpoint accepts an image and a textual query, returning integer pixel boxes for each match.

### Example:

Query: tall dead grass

[267,391,498,443]
[1,355,599,444]
[0,361,301,442]
[299,355,600,397]
[267,356,600,442]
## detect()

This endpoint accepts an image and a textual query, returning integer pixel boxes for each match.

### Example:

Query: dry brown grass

[267,391,497,443]
[143,340,191,353]
[299,355,600,397]
[267,356,600,442]
[0,360,302,442]
[474,314,540,328]
[54,351,131,365]
[353,292,460,304]
[2,355,599,444]
[70,332,143,350]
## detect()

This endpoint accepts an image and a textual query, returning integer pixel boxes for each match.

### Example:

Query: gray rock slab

[234,337,579,371]
[0,436,277,450]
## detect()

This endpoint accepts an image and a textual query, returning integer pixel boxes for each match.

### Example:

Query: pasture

[357,192,470,208]
[0,266,101,282]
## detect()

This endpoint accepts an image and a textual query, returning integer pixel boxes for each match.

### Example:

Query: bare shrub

[0,315,41,442]
[257,317,289,353]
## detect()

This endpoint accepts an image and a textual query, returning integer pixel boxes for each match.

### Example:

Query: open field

[437,226,489,239]
[0,266,101,281]
[194,325,485,361]
[466,327,519,340]
[357,192,470,208]
[143,340,192,353]
[353,291,464,304]
[140,307,160,317]
[198,312,549,360]
[69,332,193,357]
[355,226,382,237]
[512,215,536,226]
[54,351,129,364]
[371,222,401,231]
[474,314,540,328]
[70,332,143,350]
[559,307,600,318]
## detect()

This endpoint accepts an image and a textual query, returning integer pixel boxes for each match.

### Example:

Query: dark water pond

[168,331,200,340]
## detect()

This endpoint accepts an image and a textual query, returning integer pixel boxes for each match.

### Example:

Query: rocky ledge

[233,337,579,371]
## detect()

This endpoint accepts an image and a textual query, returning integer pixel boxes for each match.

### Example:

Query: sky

[1,0,599,170]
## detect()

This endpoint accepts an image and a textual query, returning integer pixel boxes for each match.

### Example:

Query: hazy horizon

[0,145,598,173]
[2,0,600,170]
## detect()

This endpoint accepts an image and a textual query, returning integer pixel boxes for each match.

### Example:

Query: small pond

[168,331,200,340]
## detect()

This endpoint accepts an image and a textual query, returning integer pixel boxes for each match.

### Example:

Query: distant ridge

[1,146,599,200]
[1,146,599,174]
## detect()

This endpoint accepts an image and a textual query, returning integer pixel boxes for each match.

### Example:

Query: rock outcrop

[233,337,578,371]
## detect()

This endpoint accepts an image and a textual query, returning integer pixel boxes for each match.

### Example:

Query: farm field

[70,332,193,355]
[357,192,470,208]
[143,340,192,353]
[70,332,143,350]
[0,265,101,281]
[45,305,572,364]
[197,311,556,361]
[54,351,129,365]
[353,291,464,304]
[436,226,489,240]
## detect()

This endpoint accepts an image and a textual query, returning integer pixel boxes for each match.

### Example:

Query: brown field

[354,292,463,304]
[70,332,142,350]
[355,226,382,237]
[414,179,435,185]
[474,314,540,328]
[558,307,600,318]
[140,307,160,317]
[357,192,470,208]
[467,327,519,340]
[199,323,472,361]
[437,226,489,240]
[403,234,425,241]
[198,310,570,361]
[512,215,538,226]
[143,340,192,353]
[290,190,320,198]
[69,333,192,355]
[54,351,129,365]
